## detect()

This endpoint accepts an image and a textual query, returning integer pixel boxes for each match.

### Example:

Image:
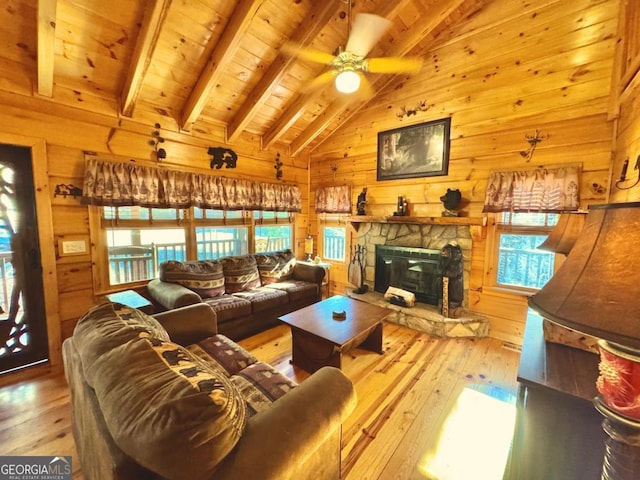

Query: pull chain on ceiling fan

[283,0,423,95]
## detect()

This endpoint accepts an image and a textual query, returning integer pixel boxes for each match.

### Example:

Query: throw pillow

[254,249,296,285]
[159,260,225,298]
[220,255,261,293]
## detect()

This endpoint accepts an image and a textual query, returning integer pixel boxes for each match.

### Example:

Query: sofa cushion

[232,286,289,314]
[91,336,247,480]
[159,260,225,299]
[202,294,252,324]
[264,280,319,304]
[73,302,170,384]
[254,249,296,285]
[231,361,297,416]
[220,255,261,293]
[187,334,258,376]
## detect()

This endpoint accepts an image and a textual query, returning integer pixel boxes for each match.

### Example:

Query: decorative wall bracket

[396,100,429,119]
[519,129,548,162]
[274,152,283,179]
[54,183,83,199]
[150,123,166,161]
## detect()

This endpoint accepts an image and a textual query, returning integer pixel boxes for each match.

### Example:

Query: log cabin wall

[0,94,308,371]
[308,0,620,345]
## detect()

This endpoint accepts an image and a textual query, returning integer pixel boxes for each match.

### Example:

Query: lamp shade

[537,211,587,255]
[529,202,640,350]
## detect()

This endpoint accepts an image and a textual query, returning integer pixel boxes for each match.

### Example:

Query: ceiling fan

[285,1,423,95]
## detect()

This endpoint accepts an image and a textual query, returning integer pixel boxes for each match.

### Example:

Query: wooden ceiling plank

[37,0,57,97]
[180,0,264,131]
[264,0,416,152]
[226,2,338,143]
[121,0,172,117]
[291,0,475,156]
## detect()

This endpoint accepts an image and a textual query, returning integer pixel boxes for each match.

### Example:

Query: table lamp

[304,234,313,261]
[537,211,587,255]
[529,202,640,480]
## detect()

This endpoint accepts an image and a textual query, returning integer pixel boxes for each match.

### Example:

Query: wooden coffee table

[279,295,390,373]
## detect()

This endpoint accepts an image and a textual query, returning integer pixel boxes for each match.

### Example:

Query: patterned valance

[483,166,580,213]
[81,157,301,212]
[315,185,351,214]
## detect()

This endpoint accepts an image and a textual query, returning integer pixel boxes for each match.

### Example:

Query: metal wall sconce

[54,184,83,199]
[615,155,640,190]
[150,123,166,162]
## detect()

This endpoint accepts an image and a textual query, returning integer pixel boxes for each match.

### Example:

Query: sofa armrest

[153,303,218,345]
[292,262,325,286]
[148,278,202,310]
[215,366,356,479]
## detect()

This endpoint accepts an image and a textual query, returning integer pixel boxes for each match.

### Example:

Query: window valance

[81,157,302,212]
[482,165,580,213]
[315,185,351,214]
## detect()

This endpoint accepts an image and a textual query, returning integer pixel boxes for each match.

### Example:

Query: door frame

[0,132,60,380]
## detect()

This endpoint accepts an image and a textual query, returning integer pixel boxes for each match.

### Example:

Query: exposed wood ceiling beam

[226,2,338,144]
[290,0,474,156]
[37,0,57,97]
[263,0,414,151]
[121,0,172,117]
[180,0,264,132]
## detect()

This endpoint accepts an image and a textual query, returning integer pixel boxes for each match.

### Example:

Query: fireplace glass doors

[375,245,443,305]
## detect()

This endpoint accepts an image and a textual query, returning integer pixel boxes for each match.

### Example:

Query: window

[492,212,558,291]
[92,206,294,292]
[323,226,346,262]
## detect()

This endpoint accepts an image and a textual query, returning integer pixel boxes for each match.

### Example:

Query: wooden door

[0,144,48,374]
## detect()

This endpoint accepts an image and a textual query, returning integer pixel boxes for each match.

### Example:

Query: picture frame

[377,117,451,181]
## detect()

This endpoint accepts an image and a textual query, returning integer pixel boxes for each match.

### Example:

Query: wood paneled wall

[309,0,620,345]
[0,91,308,374]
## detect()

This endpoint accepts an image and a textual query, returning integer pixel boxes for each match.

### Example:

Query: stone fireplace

[349,219,489,338]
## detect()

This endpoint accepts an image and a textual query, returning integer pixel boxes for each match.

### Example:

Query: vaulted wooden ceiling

[1,0,484,156]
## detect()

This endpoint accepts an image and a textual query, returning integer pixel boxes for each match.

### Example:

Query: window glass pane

[323,227,346,261]
[106,228,186,285]
[196,227,248,259]
[496,233,555,289]
[194,208,243,220]
[253,211,290,219]
[255,225,291,252]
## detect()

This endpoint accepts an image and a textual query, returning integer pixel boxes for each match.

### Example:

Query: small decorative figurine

[357,188,367,215]
[208,147,238,169]
[440,188,462,217]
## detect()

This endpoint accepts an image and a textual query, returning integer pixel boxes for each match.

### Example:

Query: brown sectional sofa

[63,301,356,480]
[147,249,325,340]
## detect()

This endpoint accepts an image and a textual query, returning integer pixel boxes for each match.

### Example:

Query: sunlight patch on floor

[418,386,516,480]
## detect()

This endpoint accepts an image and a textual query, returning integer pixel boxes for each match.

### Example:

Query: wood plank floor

[0,323,521,479]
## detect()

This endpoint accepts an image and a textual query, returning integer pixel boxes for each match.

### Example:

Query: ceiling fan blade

[281,43,335,65]
[346,13,392,57]
[302,70,337,93]
[366,56,423,74]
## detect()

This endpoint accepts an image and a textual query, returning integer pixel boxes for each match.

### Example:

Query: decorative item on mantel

[440,188,462,217]
[356,188,367,215]
[393,196,408,216]
[529,202,640,480]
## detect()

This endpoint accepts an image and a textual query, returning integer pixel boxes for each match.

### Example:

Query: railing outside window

[323,227,346,261]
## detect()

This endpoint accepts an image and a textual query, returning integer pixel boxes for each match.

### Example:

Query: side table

[106,289,154,314]
[299,260,331,298]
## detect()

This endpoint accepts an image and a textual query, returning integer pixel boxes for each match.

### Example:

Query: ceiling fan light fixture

[335,69,360,93]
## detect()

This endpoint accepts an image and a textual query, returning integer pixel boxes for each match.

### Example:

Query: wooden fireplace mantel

[347,215,487,231]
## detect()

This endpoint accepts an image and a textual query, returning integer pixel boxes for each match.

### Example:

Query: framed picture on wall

[377,117,451,181]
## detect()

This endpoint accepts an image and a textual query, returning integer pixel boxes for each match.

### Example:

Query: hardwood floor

[0,323,520,479]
